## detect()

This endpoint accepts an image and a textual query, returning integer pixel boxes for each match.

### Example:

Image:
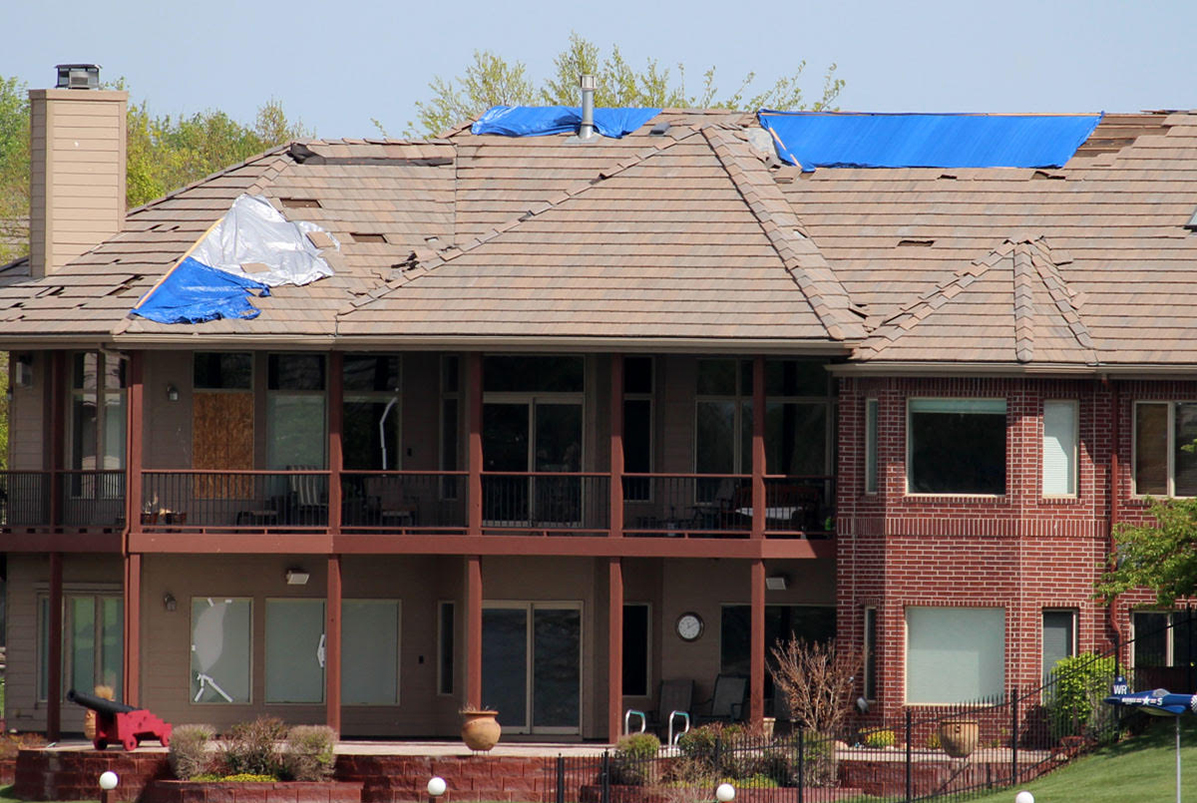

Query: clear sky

[3,0,1194,139]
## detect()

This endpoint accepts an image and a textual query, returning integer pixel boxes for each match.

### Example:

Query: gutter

[829,361,1197,378]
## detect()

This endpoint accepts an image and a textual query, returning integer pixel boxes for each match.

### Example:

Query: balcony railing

[2,469,836,540]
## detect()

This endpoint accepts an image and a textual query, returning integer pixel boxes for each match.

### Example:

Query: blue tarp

[757,111,1104,171]
[472,105,661,138]
[132,257,271,324]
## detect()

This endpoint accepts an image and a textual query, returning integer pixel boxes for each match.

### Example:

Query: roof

[1,108,1197,370]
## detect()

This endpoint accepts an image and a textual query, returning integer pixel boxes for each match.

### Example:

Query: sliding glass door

[482,399,582,525]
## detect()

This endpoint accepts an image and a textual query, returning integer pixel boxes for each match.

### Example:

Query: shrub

[192,773,276,783]
[0,732,47,761]
[1047,653,1118,740]
[169,724,216,780]
[282,725,337,782]
[611,732,660,785]
[862,728,896,749]
[925,731,941,750]
[220,716,287,778]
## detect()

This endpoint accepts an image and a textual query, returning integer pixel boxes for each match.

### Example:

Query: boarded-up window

[192,392,253,498]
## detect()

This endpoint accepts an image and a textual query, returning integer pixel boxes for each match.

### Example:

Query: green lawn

[979,717,1197,803]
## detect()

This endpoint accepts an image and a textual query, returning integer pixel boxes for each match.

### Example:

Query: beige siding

[143,351,193,469]
[28,89,126,279]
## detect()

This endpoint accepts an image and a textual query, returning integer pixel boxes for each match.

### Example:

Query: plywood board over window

[192,392,254,498]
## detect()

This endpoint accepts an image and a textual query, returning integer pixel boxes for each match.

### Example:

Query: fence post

[556,755,565,803]
[601,750,610,803]
[905,709,913,803]
[1010,688,1019,786]
[797,729,805,803]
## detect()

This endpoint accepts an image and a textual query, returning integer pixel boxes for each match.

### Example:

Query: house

[1,66,1193,742]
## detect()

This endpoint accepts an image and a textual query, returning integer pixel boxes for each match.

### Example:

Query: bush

[925,731,941,750]
[862,728,896,749]
[192,773,276,783]
[1048,653,1118,739]
[611,732,660,785]
[0,732,46,761]
[282,725,337,782]
[169,724,215,780]
[220,716,287,778]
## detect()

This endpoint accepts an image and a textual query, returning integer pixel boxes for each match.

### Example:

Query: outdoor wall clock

[675,612,704,642]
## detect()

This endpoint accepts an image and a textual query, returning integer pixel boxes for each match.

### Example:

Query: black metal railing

[623,474,752,537]
[341,471,468,531]
[142,470,330,529]
[0,470,50,527]
[482,472,610,534]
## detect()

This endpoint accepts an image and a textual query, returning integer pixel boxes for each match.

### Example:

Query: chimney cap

[579,74,596,91]
[55,64,101,90]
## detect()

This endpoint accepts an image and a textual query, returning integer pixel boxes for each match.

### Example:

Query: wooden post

[326,555,342,734]
[328,353,343,535]
[467,353,483,537]
[752,356,766,540]
[610,355,624,538]
[607,557,624,742]
[466,555,483,709]
[123,553,141,707]
[750,558,765,726]
[47,552,62,740]
[125,351,144,539]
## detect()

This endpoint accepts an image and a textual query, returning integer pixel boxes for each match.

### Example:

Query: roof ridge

[702,127,863,342]
[1013,243,1036,363]
[1026,239,1099,364]
[335,131,701,323]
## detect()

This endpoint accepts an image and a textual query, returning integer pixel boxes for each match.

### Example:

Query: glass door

[482,399,583,526]
[533,402,583,525]
[481,602,582,734]
[482,403,531,524]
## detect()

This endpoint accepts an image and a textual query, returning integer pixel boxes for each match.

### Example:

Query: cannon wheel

[123,736,138,751]
[96,740,108,750]
[160,732,170,747]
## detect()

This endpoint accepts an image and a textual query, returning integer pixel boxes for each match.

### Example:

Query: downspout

[1106,377,1124,652]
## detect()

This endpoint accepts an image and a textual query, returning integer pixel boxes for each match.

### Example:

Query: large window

[624,358,654,502]
[343,599,401,705]
[342,355,401,470]
[1042,401,1078,496]
[907,398,1006,495]
[721,604,835,701]
[267,354,326,470]
[1133,610,1196,670]
[265,599,325,703]
[69,353,126,496]
[905,607,1005,703]
[191,598,252,704]
[1134,402,1197,496]
[38,592,123,702]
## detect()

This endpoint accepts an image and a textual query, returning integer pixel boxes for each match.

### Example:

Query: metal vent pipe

[579,74,596,139]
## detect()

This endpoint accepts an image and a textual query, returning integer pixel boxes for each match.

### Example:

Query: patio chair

[363,475,418,528]
[277,465,328,525]
[695,674,748,724]
[624,679,694,745]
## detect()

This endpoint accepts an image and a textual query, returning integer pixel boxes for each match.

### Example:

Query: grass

[0,785,99,803]
[978,717,1197,803]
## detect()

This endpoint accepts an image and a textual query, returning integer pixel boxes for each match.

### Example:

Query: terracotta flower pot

[937,720,979,758]
[461,710,501,751]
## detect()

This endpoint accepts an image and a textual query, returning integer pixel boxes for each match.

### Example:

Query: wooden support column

[607,557,624,742]
[466,555,483,709]
[326,555,342,734]
[328,353,343,535]
[48,352,66,529]
[47,552,63,740]
[123,553,141,707]
[125,351,144,539]
[750,558,765,726]
[467,353,483,537]
[610,355,624,538]
[751,355,766,540]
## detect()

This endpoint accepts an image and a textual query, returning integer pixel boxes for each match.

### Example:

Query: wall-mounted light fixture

[162,592,177,611]
[14,354,32,388]
[165,384,179,402]
[285,568,310,585]
[765,574,789,591]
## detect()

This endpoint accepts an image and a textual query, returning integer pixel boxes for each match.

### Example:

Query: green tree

[0,351,8,470]
[0,76,30,265]
[406,32,843,136]
[1097,497,1197,606]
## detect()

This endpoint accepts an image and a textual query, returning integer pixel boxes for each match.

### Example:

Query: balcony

[0,470,125,533]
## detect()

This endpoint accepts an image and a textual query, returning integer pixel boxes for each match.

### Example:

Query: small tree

[1097,496,1197,606]
[770,636,861,736]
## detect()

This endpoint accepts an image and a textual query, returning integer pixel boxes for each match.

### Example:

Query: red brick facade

[834,375,1180,719]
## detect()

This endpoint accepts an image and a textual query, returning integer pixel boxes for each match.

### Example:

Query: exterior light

[166,384,179,402]
[1014,793,1034,803]
[285,569,310,585]
[427,776,447,800]
[163,592,177,612]
[99,771,118,803]
[715,783,735,802]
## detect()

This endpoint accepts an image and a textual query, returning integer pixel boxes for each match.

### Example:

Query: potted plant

[937,719,979,758]
[460,706,501,751]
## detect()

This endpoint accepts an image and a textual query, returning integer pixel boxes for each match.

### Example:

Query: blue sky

[3,0,1194,139]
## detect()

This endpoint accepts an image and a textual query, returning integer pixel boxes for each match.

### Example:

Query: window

[342,355,401,470]
[483,355,583,393]
[622,603,650,697]
[1043,401,1078,496]
[907,399,1006,495]
[37,592,123,702]
[343,600,400,705]
[864,399,879,494]
[624,358,654,502]
[69,352,126,496]
[265,599,325,703]
[441,356,460,499]
[191,598,252,703]
[193,353,252,389]
[721,604,836,699]
[1134,402,1197,496]
[437,601,454,695]
[267,354,326,470]
[905,607,1005,703]
[1042,610,1077,679]
[1133,610,1196,670]
[864,607,878,701]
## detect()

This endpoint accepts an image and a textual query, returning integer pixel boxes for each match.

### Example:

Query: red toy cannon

[67,689,172,751]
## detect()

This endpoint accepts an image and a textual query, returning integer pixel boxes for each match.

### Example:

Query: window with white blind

[905,606,1005,704]
[1042,401,1078,496]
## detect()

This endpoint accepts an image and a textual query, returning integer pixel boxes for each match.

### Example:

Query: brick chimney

[29,64,127,279]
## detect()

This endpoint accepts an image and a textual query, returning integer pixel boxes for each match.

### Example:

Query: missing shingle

[1032,170,1065,180]
[898,239,935,248]
[938,173,957,180]
[350,233,388,244]
[281,197,322,209]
